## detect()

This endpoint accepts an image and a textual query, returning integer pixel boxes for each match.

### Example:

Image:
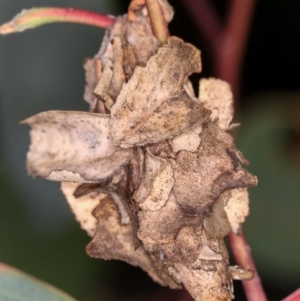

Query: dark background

[0,0,299,300]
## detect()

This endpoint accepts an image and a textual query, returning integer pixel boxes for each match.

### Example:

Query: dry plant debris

[22,1,257,300]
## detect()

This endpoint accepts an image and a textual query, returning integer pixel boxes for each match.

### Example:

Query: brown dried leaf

[84,15,160,112]
[86,196,180,288]
[22,111,132,182]
[174,123,257,215]
[137,193,185,245]
[172,232,233,301]
[174,261,231,301]
[133,149,174,211]
[110,36,210,147]
[199,78,234,130]
[61,182,106,237]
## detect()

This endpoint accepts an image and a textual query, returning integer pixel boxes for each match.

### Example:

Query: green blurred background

[0,1,299,300]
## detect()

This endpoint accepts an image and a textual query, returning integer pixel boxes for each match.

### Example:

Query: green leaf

[0,263,78,301]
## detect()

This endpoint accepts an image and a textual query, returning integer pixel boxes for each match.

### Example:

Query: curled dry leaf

[22,111,132,183]
[22,2,257,301]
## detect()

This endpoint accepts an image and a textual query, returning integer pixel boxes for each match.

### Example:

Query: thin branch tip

[0,7,116,35]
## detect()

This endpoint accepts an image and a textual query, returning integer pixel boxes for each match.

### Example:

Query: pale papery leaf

[199,78,234,130]
[169,124,202,153]
[22,111,132,183]
[223,188,249,234]
[60,182,106,237]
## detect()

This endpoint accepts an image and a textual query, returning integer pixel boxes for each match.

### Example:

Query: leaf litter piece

[110,36,211,147]
[22,111,132,183]
[199,78,234,130]
[61,182,105,237]
[86,196,181,289]
[133,149,175,211]
[20,1,258,300]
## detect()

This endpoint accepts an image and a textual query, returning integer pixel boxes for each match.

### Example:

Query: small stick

[228,231,268,301]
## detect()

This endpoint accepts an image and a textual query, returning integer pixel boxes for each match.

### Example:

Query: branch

[282,289,300,301]
[228,232,268,301]
[213,0,257,98]
[0,7,115,35]
[178,0,221,46]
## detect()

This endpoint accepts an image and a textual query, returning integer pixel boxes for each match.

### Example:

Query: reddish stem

[213,0,257,99]
[228,232,268,301]
[177,289,193,301]
[281,289,300,301]
[0,7,115,35]
[178,0,221,47]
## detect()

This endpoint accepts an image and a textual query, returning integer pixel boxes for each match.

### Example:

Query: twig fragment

[281,289,300,301]
[146,0,169,44]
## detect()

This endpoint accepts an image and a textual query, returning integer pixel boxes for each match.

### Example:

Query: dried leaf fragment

[110,36,210,147]
[61,182,106,237]
[223,188,249,234]
[86,196,180,288]
[133,149,174,211]
[174,123,257,215]
[170,125,202,153]
[199,78,234,130]
[22,111,132,182]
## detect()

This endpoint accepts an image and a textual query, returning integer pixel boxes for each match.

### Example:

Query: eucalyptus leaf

[0,263,78,301]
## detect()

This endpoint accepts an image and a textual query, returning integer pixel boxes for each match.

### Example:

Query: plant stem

[0,7,115,35]
[146,0,169,44]
[214,0,257,99]
[228,232,268,301]
[282,289,300,301]
[178,0,221,47]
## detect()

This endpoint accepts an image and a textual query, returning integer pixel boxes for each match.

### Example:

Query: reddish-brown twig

[228,232,268,301]
[179,0,256,99]
[214,0,257,99]
[282,289,300,301]
[178,0,221,47]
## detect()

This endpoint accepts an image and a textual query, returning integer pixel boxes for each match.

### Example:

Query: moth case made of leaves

[23,2,257,301]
